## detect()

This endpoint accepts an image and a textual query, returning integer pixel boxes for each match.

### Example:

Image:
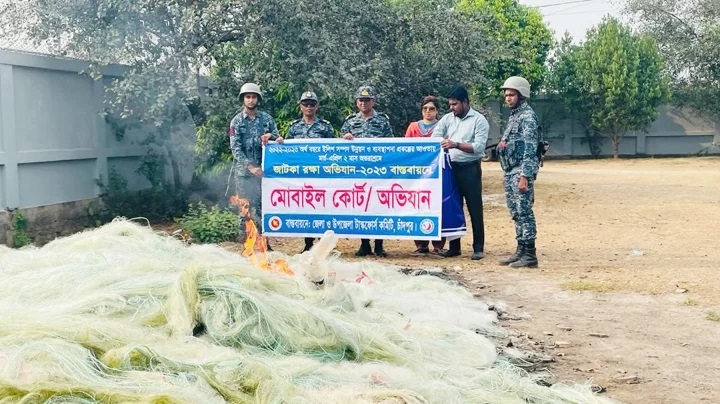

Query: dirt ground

[268,157,720,404]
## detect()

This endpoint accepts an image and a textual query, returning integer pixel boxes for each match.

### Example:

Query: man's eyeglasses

[301,102,317,107]
[422,106,437,111]
[357,98,373,103]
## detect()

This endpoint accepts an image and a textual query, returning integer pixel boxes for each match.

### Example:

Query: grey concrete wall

[498,99,720,158]
[0,49,195,207]
[0,49,195,245]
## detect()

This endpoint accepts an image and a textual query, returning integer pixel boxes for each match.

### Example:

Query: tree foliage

[457,0,554,96]
[0,0,554,172]
[0,0,266,124]
[194,0,503,173]
[546,34,603,155]
[547,17,669,158]
[624,0,720,120]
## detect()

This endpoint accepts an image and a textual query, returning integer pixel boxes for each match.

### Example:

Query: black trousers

[449,160,485,253]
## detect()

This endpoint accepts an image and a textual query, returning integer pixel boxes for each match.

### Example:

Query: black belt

[451,159,480,167]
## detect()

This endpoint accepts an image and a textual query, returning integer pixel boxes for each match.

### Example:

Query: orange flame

[230,194,293,275]
[229,196,249,216]
[272,257,294,275]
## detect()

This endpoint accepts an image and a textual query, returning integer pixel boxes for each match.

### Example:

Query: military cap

[354,85,376,100]
[299,91,318,102]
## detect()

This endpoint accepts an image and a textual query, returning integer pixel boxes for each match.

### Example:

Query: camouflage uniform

[287,91,336,252]
[344,86,392,257]
[228,109,279,234]
[340,112,392,138]
[287,118,334,139]
[497,101,540,243]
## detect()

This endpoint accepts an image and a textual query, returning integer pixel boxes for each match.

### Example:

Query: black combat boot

[499,243,523,265]
[374,240,388,258]
[441,238,462,258]
[355,239,373,257]
[509,241,538,268]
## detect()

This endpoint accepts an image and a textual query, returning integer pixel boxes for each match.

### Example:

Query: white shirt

[432,108,489,163]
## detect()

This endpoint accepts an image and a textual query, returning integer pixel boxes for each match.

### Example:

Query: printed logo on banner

[268,216,283,231]
[420,218,435,235]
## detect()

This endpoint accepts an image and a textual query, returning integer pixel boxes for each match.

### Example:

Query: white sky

[520,0,624,42]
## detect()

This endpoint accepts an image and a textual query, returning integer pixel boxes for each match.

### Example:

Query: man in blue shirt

[433,86,489,260]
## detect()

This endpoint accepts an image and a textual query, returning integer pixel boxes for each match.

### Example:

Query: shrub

[177,202,238,243]
[98,168,188,223]
[11,212,31,248]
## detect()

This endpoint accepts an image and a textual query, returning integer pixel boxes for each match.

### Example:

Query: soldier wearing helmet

[228,82,280,246]
[341,85,393,258]
[497,76,541,268]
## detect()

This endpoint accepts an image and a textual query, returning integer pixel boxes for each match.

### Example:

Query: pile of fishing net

[0,219,611,403]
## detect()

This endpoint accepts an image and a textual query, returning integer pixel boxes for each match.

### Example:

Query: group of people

[227,77,541,268]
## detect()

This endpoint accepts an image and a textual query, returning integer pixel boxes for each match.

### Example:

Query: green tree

[456,0,554,97]
[1,0,546,174]
[547,17,669,158]
[546,34,603,156]
[195,0,499,173]
[0,0,260,125]
[624,0,720,121]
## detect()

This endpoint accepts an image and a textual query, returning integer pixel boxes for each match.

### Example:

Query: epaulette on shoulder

[379,113,390,121]
[344,113,356,122]
[290,118,302,125]
[321,119,331,125]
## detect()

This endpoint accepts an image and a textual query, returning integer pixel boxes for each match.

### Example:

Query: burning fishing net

[0,219,612,403]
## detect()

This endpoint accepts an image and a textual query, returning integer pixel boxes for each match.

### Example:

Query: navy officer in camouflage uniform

[341,85,392,257]
[284,91,335,253]
[228,82,280,246]
[286,91,335,140]
[497,76,541,268]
